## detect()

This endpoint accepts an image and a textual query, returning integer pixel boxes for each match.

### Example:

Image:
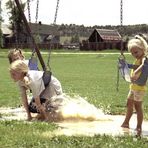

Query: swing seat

[134,58,148,86]
[118,57,148,85]
[118,58,131,82]
[42,71,52,87]
[28,56,38,70]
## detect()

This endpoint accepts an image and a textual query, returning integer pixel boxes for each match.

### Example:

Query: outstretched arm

[21,89,32,121]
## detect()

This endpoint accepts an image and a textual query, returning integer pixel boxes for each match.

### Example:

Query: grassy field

[0,49,148,147]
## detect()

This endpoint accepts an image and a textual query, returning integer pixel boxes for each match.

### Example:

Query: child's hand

[38,105,49,121]
[43,113,49,121]
[40,112,49,121]
[131,72,139,82]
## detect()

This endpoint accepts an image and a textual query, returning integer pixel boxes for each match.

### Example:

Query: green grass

[0,49,148,147]
[1,120,148,148]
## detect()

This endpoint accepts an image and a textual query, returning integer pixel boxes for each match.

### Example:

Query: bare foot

[121,124,129,128]
[136,128,142,136]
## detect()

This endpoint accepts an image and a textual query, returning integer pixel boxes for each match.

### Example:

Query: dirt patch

[0,107,27,120]
[1,107,148,137]
[54,115,148,137]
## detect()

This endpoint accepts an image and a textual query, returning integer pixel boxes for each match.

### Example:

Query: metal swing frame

[14,0,46,71]
[26,0,52,71]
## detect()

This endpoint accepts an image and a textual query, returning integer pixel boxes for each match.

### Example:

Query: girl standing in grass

[121,35,148,135]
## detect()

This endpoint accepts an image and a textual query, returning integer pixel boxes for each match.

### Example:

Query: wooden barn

[88,29,121,42]
[80,29,123,51]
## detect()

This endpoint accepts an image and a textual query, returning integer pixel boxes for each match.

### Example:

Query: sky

[1,0,148,27]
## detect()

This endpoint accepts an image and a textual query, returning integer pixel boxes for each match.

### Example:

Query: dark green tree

[6,0,26,44]
[71,34,80,43]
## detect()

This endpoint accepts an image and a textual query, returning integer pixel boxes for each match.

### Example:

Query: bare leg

[134,101,143,135]
[121,99,134,128]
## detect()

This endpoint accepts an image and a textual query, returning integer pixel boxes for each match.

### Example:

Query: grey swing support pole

[14,0,46,71]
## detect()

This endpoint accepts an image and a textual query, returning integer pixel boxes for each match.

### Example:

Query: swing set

[13,0,60,74]
[14,0,46,71]
[13,0,60,84]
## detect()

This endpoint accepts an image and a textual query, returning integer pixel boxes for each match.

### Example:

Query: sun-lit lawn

[0,49,148,148]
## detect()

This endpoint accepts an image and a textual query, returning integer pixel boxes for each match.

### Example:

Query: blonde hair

[10,60,30,84]
[10,60,28,75]
[8,48,25,63]
[128,35,148,55]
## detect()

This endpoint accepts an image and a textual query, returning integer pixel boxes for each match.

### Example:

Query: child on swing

[9,60,63,121]
[8,48,38,70]
[8,48,25,62]
[121,35,148,135]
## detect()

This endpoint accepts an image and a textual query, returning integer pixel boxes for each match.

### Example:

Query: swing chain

[54,0,60,24]
[35,0,39,23]
[116,61,120,92]
[116,55,125,91]
[116,40,125,91]
[27,0,31,23]
[27,0,40,57]
[46,45,51,71]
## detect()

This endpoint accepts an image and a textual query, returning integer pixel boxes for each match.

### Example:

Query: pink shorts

[127,90,145,102]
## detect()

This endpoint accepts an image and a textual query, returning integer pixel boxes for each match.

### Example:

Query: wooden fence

[5,43,62,49]
[4,41,127,51]
[80,41,127,51]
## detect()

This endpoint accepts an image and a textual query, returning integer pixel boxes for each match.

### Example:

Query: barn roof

[96,29,121,40]
[89,29,122,42]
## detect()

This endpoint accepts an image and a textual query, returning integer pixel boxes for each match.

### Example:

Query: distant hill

[54,23,148,39]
